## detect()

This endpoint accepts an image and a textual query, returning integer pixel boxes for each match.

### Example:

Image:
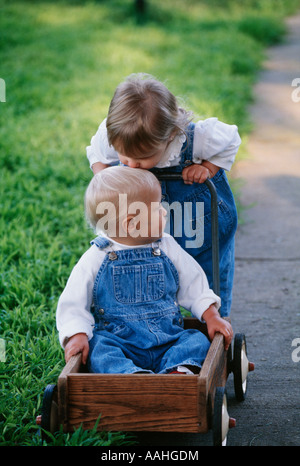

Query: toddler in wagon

[56,166,233,374]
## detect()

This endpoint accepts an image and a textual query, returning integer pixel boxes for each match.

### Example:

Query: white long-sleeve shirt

[86,117,241,171]
[56,233,221,347]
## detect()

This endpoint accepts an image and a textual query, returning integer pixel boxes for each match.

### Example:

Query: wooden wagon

[37,178,254,446]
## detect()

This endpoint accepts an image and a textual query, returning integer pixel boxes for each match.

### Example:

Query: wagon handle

[154,173,220,297]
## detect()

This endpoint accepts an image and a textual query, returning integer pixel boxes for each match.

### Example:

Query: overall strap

[179,122,195,169]
[151,239,162,256]
[91,235,119,260]
[90,236,111,250]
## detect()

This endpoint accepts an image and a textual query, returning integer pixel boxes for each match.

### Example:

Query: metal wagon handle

[154,173,220,297]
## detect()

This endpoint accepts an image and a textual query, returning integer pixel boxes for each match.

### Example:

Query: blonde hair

[106,73,193,159]
[85,165,161,234]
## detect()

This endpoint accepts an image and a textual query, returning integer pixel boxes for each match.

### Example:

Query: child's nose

[128,160,140,168]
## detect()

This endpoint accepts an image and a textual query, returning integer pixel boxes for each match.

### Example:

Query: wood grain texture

[58,353,83,432]
[66,373,203,432]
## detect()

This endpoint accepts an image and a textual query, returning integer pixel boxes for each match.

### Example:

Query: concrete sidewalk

[229,12,300,446]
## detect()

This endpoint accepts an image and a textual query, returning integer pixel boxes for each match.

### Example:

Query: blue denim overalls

[88,236,211,374]
[151,123,238,316]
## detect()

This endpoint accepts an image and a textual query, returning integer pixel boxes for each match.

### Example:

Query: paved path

[228,12,300,446]
[137,13,300,446]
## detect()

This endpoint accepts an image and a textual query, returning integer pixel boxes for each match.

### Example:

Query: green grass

[1,0,300,446]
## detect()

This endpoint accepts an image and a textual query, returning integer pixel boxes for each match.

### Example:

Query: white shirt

[86,117,241,171]
[56,233,221,347]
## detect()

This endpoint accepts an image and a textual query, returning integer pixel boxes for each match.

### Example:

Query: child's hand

[182,161,220,185]
[64,333,89,365]
[182,164,210,184]
[202,305,233,350]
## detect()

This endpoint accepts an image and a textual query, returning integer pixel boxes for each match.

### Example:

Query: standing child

[86,74,241,316]
[56,167,233,374]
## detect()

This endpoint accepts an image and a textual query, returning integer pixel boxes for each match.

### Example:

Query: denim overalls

[88,236,211,374]
[151,123,238,316]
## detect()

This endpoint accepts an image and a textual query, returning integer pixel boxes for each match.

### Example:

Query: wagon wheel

[233,334,255,401]
[212,387,236,446]
[37,384,59,441]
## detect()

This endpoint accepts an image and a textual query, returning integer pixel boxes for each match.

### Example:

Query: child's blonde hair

[85,165,161,235]
[106,73,193,159]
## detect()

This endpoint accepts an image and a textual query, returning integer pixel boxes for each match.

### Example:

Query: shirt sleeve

[193,117,241,171]
[160,235,221,321]
[56,247,104,347]
[86,118,119,169]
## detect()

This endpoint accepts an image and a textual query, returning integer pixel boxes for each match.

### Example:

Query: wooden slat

[66,373,205,433]
[59,353,83,378]
[198,332,228,430]
[57,353,83,431]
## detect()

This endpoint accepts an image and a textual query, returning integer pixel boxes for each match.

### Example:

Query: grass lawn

[1,0,300,446]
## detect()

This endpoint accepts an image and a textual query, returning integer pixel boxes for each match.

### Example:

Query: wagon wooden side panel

[64,373,204,433]
[55,321,229,434]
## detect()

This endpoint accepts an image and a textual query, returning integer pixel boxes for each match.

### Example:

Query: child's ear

[122,214,136,235]
[168,129,178,142]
